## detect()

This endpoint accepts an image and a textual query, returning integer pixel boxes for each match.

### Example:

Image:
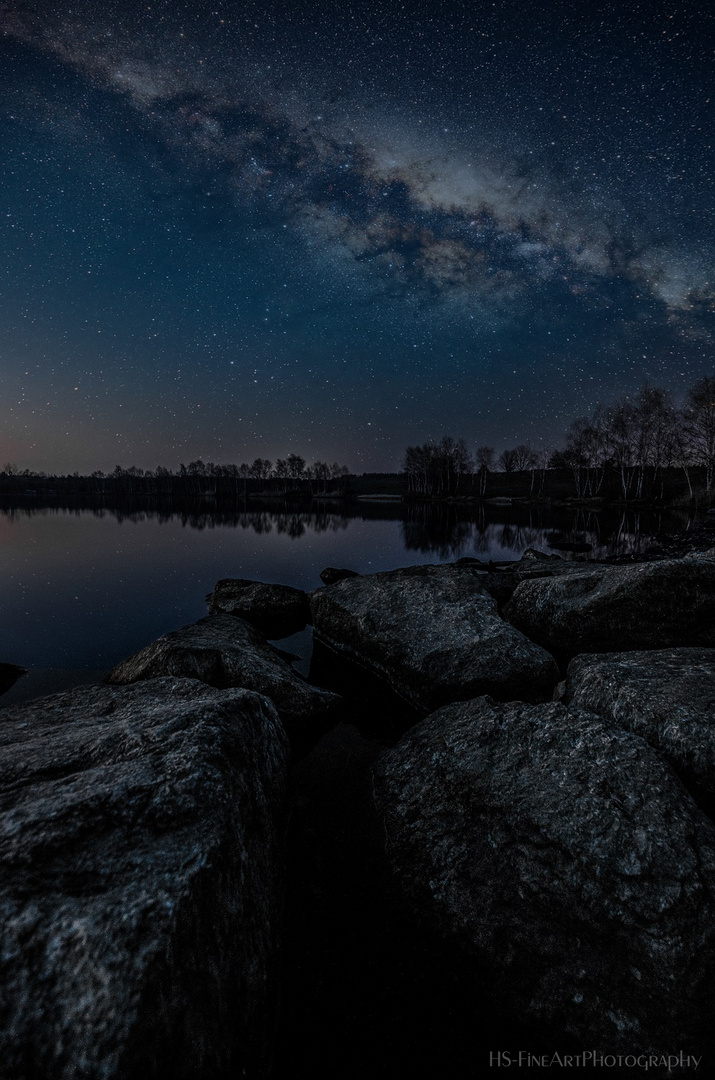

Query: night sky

[1,0,713,474]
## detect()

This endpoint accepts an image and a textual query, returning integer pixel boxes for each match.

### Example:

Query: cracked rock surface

[108,614,339,729]
[0,678,290,1080]
[310,563,559,711]
[504,556,715,655]
[373,696,715,1058]
[565,648,715,794]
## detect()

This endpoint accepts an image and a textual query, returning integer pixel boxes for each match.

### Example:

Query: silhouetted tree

[497,448,518,474]
[475,446,494,496]
[683,376,715,491]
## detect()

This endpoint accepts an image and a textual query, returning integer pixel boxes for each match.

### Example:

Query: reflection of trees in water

[496,523,541,553]
[0,499,689,557]
[401,504,474,559]
[273,511,350,538]
[400,504,689,560]
[0,502,351,537]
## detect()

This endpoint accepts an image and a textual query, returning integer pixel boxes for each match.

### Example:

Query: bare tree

[475,446,494,496]
[497,448,518,474]
[512,444,538,472]
[683,376,715,492]
[603,399,638,499]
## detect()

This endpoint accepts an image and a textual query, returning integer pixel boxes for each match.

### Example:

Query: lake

[0,497,685,705]
[0,495,696,1076]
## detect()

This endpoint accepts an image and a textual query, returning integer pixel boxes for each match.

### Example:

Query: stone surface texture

[373,696,715,1057]
[206,578,310,638]
[318,567,360,585]
[504,556,715,654]
[107,614,339,728]
[566,648,715,793]
[310,563,559,711]
[0,678,290,1079]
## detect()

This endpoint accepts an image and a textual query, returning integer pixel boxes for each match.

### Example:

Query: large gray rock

[373,697,715,1057]
[206,578,310,637]
[504,556,715,655]
[108,614,339,728]
[310,564,558,711]
[566,648,715,793]
[0,678,290,1079]
[475,551,587,607]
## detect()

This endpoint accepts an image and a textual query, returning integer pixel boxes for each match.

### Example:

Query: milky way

[1,0,713,471]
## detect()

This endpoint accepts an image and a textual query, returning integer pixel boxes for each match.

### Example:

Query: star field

[1,0,713,472]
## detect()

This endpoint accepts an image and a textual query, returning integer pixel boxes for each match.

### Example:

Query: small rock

[206,578,310,637]
[319,567,360,585]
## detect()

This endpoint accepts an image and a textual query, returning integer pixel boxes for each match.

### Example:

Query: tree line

[404,376,715,501]
[0,455,351,499]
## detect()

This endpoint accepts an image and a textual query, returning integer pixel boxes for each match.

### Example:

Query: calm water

[0,498,684,703]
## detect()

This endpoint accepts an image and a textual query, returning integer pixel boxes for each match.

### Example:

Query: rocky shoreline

[2,537,715,1077]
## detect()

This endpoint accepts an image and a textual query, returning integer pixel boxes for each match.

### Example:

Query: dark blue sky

[1,0,713,473]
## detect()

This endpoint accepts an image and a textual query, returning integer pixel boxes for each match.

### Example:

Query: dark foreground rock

[206,578,310,637]
[477,550,589,606]
[504,556,715,655]
[310,564,559,711]
[0,663,25,695]
[373,697,715,1058]
[566,648,715,794]
[108,614,340,729]
[319,567,360,585]
[0,678,290,1080]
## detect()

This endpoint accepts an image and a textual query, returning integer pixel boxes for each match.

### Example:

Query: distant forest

[404,377,715,502]
[0,454,351,499]
[2,377,714,505]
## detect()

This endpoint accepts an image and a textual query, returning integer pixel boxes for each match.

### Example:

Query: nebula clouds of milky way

[1,0,713,471]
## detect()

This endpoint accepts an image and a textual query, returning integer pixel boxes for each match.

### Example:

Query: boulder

[473,553,591,608]
[206,578,310,637]
[0,678,290,1079]
[107,615,340,729]
[520,546,562,561]
[319,567,360,586]
[373,696,715,1057]
[0,663,25,696]
[566,648,715,794]
[310,564,558,711]
[504,556,715,655]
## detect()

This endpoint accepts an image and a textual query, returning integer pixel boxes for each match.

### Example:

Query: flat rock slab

[310,564,559,711]
[0,678,290,1080]
[504,556,715,655]
[206,578,310,637]
[108,614,340,729]
[373,696,715,1057]
[566,648,715,793]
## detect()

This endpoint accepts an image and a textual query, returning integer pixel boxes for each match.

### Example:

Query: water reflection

[0,497,685,560]
[0,500,353,536]
[0,497,687,684]
[399,502,685,561]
